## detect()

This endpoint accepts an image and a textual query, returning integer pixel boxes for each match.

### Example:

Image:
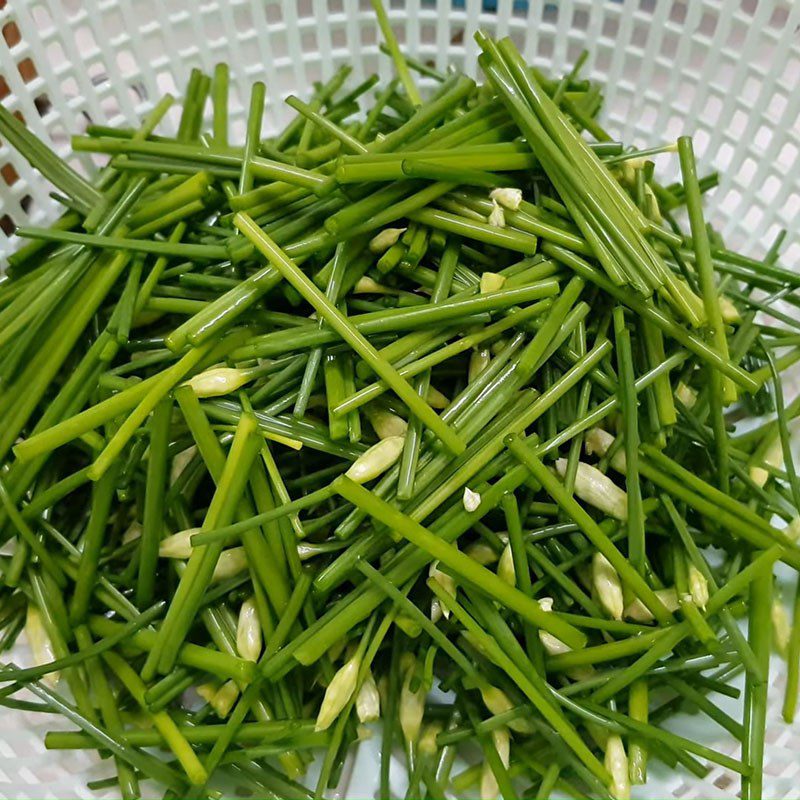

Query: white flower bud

[750,436,783,488]
[345,436,404,483]
[395,614,422,638]
[466,542,499,565]
[355,671,380,723]
[489,187,522,211]
[537,597,572,655]
[480,272,507,294]
[365,406,408,439]
[212,547,248,582]
[585,427,616,459]
[419,721,443,758]
[210,680,239,717]
[643,184,662,223]
[605,734,630,800]
[369,227,406,253]
[426,385,450,409]
[353,276,390,294]
[687,565,709,610]
[675,382,698,410]
[480,684,534,734]
[624,587,680,622]
[196,683,218,705]
[429,561,456,619]
[357,723,373,741]
[469,348,492,383]
[170,445,197,485]
[480,726,510,800]
[497,543,515,587]
[122,521,142,545]
[315,654,361,731]
[487,201,506,228]
[786,517,800,543]
[25,606,59,688]
[400,660,425,744]
[719,295,740,324]
[158,528,199,559]
[593,552,624,620]
[463,487,482,513]
[773,599,791,658]
[186,367,251,398]
[236,597,261,662]
[556,459,628,520]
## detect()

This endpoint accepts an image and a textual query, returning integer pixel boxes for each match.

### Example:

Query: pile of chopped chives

[0,5,799,799]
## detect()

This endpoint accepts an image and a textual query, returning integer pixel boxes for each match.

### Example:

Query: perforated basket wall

[0,0,799,797]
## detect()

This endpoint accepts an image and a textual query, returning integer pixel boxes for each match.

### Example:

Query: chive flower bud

[353,276,390,294]
[556,459,628,520]
[369,227,406,253]
[624,587,680,622]
[750,435,783,488]
[497,543,515,586]
[399,658,425,744]
[212,547,247,582]
[772,598,791,658]
[365,406,408,439]
[25,606,59,687]
[468,347,491,383]
[537,597,572,655]
[236,596,261,662]
[210,680,239,717]
[487,200,506,228]
[675,382,698,409]
[787,517,800,543]
[490,187,523,210]
[480,272,506,294]
[185,367,252,398]
[170,445,197,485]
[122,520,142,544]
[158,528,199,559]
[419,721,443,758]
[345,436,405,483]
[480,684,534,733]
[426,385,450,409]
[718,295,741,324]
[463,486,482,513]
[480,726,510,800]
[687,565,709,610]
[429,560,456,619]
[356,670,381,723]
[604,734,631,800]
[315,653,361,731]
[466,542,499,565]
[593,552,624,620]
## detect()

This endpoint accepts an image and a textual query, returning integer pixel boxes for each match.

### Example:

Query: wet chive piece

[0,9,797,799]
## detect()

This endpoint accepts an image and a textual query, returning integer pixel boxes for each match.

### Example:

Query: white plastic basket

[0,1,799,798]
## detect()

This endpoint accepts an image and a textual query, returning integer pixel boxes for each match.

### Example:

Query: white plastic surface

[0,0,799,798]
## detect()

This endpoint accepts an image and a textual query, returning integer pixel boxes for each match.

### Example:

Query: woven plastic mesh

[0,0,798,797]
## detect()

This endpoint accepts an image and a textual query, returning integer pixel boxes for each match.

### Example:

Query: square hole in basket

[46,40,66,68]
[740,0,757,16]
[537,37,553,61]
[754,124,772,151]
[601,15,619,40]
[331,26,347,49]
[31,4,53,29]
[703,93,723,126]
[778,141,798,169]
[264,3,282,25]
[572,8,589,31]
[671,2,687,25]
[717,140,734,171]
[17,57,37,82]
[329,0,344,12]
[1,163,19,186]
[660,31,678,60]
[234,4,256,32]
[631,23,648,49]
[301,29,318,53]
[698,11,717,38]
[0,214,15,236]
[2,22,21,47]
